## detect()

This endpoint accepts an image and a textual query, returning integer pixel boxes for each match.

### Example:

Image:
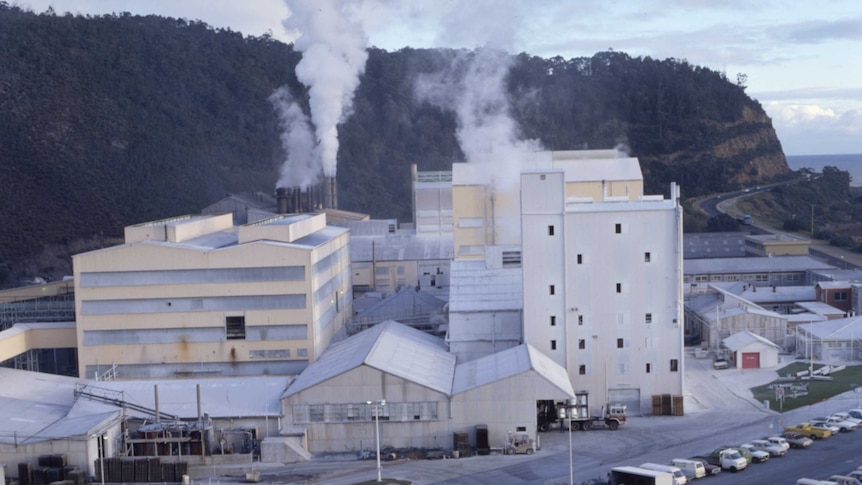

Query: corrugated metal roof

[723,330,780,351]
[448,260,522,312]
[711,282,815,303]
[355,287,446,318]
[799,316,862,339]
[285,321,455,397]
[71,376,290,420]
[684,255,835,274]
[452,344,575,398]
[817,281,849,289]
[795,301,845,315]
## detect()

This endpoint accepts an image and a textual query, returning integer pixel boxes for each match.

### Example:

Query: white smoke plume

[415,47,543,189]
[281,0,368,179]
[269,87,319,189]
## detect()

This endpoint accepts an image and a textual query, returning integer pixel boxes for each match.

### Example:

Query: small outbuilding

[722,331,781,369]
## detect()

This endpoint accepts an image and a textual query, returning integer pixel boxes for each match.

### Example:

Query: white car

[832,412,862,426]
[763,436,790,452]
[811,421,841,434]
[749,439,786,457]
[816,416,858,432]
[739,443,770,463]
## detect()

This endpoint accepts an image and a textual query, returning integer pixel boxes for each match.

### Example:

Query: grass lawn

[751,362,862,412]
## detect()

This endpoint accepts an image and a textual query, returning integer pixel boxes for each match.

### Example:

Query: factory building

[520,150,684,412]
[72,212,351,379]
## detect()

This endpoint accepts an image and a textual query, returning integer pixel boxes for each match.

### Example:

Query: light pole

[366,400,386,482]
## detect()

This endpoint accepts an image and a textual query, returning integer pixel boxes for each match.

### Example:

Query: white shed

[722,331,781,369]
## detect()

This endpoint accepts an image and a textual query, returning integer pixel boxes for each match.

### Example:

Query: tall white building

[520,150,684,412]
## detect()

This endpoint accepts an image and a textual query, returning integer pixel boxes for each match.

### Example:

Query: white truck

[701,448,747,472]
[610,466,674,485]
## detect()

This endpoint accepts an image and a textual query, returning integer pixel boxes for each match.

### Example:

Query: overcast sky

[16,0,862,156]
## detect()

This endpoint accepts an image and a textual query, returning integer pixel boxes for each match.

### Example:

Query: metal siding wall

[81,294,306,314]
[83,327,225,345]
[80,267,305,287]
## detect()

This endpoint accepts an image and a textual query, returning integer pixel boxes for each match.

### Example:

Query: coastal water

[786,153,862,187]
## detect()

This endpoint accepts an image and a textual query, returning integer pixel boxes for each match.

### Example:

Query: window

[616,283,622,293]
[835,292,849,301]
[644,252,651,262]
[550,340,557,350]
[577,254,583,264]
[617,338,624,348]
[670,359,679,372]
[578,315,584,325]
[579,365,586,375]
[548,225,555,236]
[226,316,245,340]
[549,285,555,295]
[578,339,585,349]
[550,315,556,326]
[646,363,652,373]
[645,313,652,324]
[615,223,621,234]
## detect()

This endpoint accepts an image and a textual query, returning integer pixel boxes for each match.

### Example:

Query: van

[640,463,687,485]
[670,459,706,480]
[797,480,839,485]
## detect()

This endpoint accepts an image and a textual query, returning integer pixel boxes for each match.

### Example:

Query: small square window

[615,223,622,234]
[549,285,555,295]
[644,252,651,262]
[616,283,622,293]
[579,365,586,375]
[578,339,585,349]
[670,359,679,372]
[226,316,246,340]
[548,225,555,236]
[646,363,652,373]
[617,338,624,348]
[578,315,584,325]
[550,315,556,326]
[550,340,557,350]
[645,313,652,324]
[577,254,583,264]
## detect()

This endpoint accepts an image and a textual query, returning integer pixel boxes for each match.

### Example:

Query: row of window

[292,401,439,424]
[549,313,653,327]
[570,359,679,375]
[686,273,802,284]
[574,252,652,265]
[548,223,627,236]
[548,282,638,295]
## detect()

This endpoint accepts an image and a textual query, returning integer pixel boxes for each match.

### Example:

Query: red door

[741,352,760,369]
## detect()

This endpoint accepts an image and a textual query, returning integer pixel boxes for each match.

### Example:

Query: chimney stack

[325,176,337,209]
[276,187,289,214]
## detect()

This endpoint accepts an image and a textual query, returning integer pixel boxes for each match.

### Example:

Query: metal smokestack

[276,187,288,214]
[325,176,337,209]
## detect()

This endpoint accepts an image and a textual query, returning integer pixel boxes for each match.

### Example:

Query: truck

[610,466,674,485]
[536,390,626,432]
[785,422,832,440]
[698,448,747,472]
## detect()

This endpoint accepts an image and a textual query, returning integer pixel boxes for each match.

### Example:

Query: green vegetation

[751,362,862,412]
[0,6,787,287]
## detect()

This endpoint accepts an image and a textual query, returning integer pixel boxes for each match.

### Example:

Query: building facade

[72,213,351,379]
[520,150,684,412]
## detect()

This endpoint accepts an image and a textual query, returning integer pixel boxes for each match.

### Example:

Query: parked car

[846,409,862,421]
[687,457,722,476]
[825,414,861,430]
[811,420,842,434]
[749,439,786,457]
[785,423,831,440]
[739,443,770,463]
[781,432,813,448]
[763,436,791,452]
[832,412,862,426]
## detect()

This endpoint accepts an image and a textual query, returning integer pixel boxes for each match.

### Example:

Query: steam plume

[269,87,319,189]
[281,0,368,179]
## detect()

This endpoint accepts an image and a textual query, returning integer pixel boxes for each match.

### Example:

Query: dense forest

[0,5,790,287]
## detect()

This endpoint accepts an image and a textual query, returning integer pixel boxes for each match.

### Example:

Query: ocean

[786,153,862,187]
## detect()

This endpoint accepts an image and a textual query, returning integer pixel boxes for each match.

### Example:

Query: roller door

[741,352,760,369]
[608,388,640,415]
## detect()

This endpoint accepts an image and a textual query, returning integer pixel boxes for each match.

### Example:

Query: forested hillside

[0,6,789,287]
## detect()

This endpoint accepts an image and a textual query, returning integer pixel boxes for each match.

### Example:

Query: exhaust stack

[325,176,337,209]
